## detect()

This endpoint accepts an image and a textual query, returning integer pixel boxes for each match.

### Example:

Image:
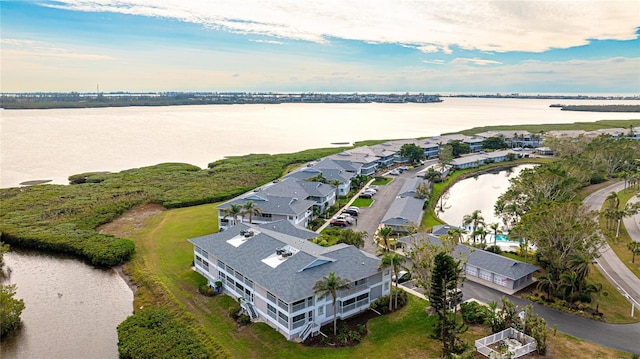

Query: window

[278,299,288,311]
[292,313,306,329]
[354,278,367,286]
[218,259,226,268]
[235,270,243,282]
[202,249,209,258]
[278,311,288,327]
[267,291,276,304]
[317,305,324,316]
[307,296,314,306]
[235,282,244,293]
[262,213,272,218]
[195,246,202,254]
[292,299,306,312]
[226,264,234,273]
[267,304,276,319]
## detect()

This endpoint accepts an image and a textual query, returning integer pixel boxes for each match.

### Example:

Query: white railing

[475,328,537,359]
[299,323,319,341]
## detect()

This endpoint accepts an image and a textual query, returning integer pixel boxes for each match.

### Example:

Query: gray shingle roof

[398,234,538,280]
[189,223,381,302]
[218,194,315,216]
[258,220,319,240]
[381,196,424,226]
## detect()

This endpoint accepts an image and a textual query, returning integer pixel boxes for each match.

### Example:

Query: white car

[389,170,400,176]
[335,214,353,224]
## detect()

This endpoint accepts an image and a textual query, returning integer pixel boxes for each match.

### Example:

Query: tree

[242,201,261,224]
[336,229,368,248]
[489,222,502,246]
[462,210,484,246]
[1,242,26,337]
[517,202,603,299]
[482,136,508,150]
[313,272,351,335]
[399,143,425,164]
[429,252,465,358]
[628,242,640,264]
[374,227,395,254]
[444,140,471,158]
[380,252,406,310]
[222,203,243,225]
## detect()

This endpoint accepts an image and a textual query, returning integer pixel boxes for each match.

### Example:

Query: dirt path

[98,203,166,294]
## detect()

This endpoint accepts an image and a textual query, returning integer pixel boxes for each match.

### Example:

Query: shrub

[197,284,216,297]
[485,245,502,254]
[228,303,242,320]
[237,314,251,325]
[460,301,489,324]
[117,307,208,359]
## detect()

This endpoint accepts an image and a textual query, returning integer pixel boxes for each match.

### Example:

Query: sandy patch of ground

[98,203,165,238]
[98,203,165,294]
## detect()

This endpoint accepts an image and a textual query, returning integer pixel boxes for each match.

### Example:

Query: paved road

[462,281,640,353]
[624,194,640,243]
[584,182,640,308]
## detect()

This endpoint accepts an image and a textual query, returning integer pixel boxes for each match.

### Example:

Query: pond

[1,249,133,359]
[437,164,536,230]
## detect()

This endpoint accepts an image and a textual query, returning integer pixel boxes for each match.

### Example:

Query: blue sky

[1,0,639,93]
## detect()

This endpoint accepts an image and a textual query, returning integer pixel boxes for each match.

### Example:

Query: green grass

[587,265,639,324]
[600,187,640,280]
[371,177,392,186]
[351,198,374,208]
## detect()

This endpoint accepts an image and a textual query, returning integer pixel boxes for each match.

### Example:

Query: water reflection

[1,249,133,359]
[437,165,535,228]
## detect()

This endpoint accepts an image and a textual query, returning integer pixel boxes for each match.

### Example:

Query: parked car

[347,205,360,212]
[330,218,349,227]
[364,186,377,193]
[399,166,409,171]
[335,215,353,224]
[389,170,400,176]
[342,209,359,216]
[392,270,412,283]
[362,189,376,196]
[359,192,373,199]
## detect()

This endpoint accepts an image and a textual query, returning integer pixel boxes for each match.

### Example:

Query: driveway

[352,169,417,254]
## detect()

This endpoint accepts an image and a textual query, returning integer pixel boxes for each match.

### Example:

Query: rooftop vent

[276,248,286,255]
[243,230,255,238]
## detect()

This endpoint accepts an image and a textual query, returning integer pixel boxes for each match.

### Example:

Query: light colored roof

[397,177,427,198]
[381,196,424,227]
[189,223,381,302]
[218,194,315,216]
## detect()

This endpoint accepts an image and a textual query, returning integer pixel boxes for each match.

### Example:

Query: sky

[1,0,639,94]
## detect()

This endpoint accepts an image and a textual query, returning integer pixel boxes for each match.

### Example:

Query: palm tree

[560,271,580,302]
[380,252,406,310]
[374,227,395,254]
[313,272,351,335]
[628,242,640,264]
[568,252,592,292]
[242,201,261,224]
[489,223,502,246]
[462,210,484,245]
[222,203,243,226]
[536,273,556,301]
[446,228,466,244]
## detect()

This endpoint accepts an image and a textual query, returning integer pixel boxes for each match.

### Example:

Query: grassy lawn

[109,202,633,358]
[371,177,392,186]
[351,198,374,208]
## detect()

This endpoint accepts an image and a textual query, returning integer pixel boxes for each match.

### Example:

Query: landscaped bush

[117,306,209,359]
[197,284,216,297]
[460,301,489,324]
[485,245,502,254]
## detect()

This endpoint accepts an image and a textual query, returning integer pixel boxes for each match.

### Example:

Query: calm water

[437,164,536,228]
[1,250,133,359]
[2,98,639,188]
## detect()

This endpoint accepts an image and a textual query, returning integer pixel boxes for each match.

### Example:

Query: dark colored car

[359,192,373,199]
[342,209,359,216]
[392,271,412,283]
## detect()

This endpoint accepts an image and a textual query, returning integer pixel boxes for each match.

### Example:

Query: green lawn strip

[351,198,374,208]
[370,177,392,186]
[587,265,639,324]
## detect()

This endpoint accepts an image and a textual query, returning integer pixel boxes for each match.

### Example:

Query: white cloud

[249,39,285,45]
[1,38,113,60]
[452,58,503,66]
[421,59,445,65]
[44,0,640,53]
